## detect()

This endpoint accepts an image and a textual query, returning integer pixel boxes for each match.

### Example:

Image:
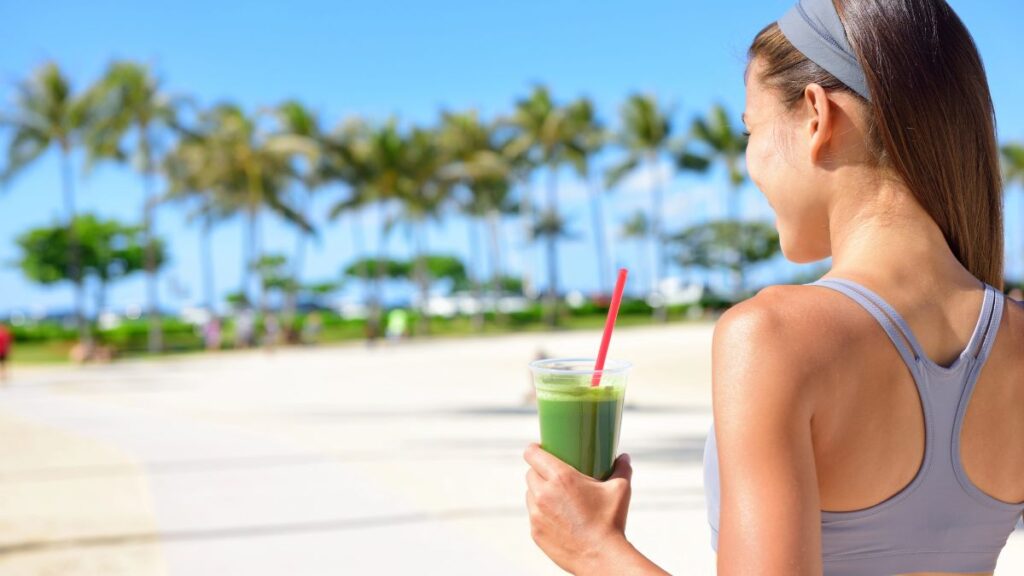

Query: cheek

[746,142,830,263]
[746,140,779,207]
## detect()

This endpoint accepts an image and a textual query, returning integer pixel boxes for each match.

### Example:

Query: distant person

[204,316,222,351]
[524,2,1024,574]
[385,308,408,342]
[234,308,254,349]
[263,313,281,351]
[302,312,323,346]
[0,323,11,382]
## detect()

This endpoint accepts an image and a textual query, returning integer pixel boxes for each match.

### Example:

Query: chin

[779,234,829,264]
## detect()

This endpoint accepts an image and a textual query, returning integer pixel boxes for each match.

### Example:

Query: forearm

[576,535,671,576]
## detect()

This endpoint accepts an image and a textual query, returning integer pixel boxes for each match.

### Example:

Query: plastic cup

[529,357,631,480]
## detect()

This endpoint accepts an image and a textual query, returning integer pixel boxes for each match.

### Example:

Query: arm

[712,296,823,576]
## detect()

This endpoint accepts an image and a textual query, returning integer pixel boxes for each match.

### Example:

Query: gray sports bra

[703,277,1024,575]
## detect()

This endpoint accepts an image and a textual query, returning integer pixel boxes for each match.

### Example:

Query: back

[703,276,1024,575]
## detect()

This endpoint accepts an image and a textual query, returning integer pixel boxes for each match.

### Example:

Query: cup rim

[528,357,632,375]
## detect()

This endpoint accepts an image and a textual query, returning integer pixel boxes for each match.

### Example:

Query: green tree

[605,93,675,321]
[86,61,185,352]
[1,62,95,344]
[671,220,780,299]
[15,215,166,324]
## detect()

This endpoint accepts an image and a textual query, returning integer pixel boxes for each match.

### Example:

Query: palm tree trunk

[545,165,560,328]
[467,217,485,332]
[486,208,507,325]
[518,180,536,300]
[414,221,431,336]
[587,171,611,297]
[371,200,389,342]
[352,209,372,334]
[60,146,91,349]
[648,154,667,322]
[201,213,216,311]
[243,208,257,307]
[140,128,162,353]
[256,211,268,319]
[285,190,309,339]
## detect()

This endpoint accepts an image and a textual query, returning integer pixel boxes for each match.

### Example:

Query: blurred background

[0,1,1022,574]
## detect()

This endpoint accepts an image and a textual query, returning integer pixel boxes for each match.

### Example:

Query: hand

[523,443,633,574]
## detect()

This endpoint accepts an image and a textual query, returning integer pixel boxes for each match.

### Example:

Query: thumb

[608,453,632,483]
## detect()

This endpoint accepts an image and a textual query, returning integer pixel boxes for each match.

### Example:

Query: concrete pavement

[0,324,1020,574]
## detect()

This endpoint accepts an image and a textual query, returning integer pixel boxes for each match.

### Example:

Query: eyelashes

[742,131,751,137]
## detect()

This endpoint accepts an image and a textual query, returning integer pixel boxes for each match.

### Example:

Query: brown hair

[748,0,1004,289]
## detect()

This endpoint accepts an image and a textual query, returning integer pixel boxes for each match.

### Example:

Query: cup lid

[528,357,632,375]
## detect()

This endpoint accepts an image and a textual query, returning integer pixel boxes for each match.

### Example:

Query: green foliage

[98,318,199,352]
[224,291,249,307]
[15,214,166,287]
[672,219,780,273]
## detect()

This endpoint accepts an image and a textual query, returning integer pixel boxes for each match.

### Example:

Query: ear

[802,83,833,164]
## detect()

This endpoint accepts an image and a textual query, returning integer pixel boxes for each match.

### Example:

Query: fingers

[525,467,543,495]
[523,443,566,481]
[608,452,633,482]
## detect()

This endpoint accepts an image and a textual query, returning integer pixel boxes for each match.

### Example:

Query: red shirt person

[0,323,12,381]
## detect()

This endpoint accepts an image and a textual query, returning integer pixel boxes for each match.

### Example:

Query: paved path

[0,324,1020,575]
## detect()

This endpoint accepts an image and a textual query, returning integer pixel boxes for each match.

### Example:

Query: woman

[523,0,1024,574]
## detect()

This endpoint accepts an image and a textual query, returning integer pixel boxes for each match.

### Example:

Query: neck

[826,176,980,293]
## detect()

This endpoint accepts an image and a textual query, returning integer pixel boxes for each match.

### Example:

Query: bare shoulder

[713,284,850,370]
[711,284,846,411]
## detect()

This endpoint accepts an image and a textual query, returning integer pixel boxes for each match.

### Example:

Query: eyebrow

[741,112,747,125]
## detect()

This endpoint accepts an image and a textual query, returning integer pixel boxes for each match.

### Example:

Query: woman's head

[745,0,1004,288]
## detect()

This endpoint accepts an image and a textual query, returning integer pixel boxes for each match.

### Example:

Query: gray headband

[777,0,872,102]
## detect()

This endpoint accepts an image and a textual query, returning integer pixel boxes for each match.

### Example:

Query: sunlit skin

[524,57,1024,575]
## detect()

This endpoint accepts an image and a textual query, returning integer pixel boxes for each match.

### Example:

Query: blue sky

[1,0,1022,315]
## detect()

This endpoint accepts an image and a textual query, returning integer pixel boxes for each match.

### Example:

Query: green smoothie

[536,377,626,480]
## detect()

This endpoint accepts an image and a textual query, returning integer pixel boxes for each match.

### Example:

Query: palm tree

[686,103,748,293]
[86,60,184,352]
[163,126,233,313]
[271,100,327,327]
[0,62,94,346]
[199,103,312,315]
[324,118,377,338]
[438,110,521,329]
[564,97,612,297]
[392,125,451,336]
[438,111,488,330]
[509,85,574,327]
[605,93,674,321]
[330,118,408,340]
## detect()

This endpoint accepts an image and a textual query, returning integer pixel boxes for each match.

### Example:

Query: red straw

[591,268,629,387]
